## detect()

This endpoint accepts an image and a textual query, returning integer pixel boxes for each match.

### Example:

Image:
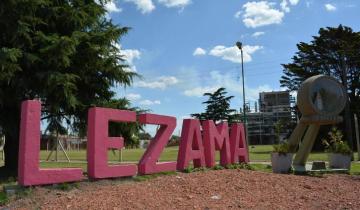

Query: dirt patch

[6,170,360,209]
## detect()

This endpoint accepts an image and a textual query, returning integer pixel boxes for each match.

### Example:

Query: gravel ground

[6,169,360,210]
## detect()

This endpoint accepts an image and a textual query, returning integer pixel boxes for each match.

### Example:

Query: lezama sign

[18,100,249,186]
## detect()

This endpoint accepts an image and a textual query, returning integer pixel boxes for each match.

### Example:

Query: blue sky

[104,0,359,134]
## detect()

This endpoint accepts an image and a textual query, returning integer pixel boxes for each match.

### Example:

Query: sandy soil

[6,169,360,210]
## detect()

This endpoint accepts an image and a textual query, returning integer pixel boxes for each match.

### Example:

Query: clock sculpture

[288,75,347,170]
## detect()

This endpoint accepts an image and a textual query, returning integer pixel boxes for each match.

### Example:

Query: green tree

[191,87,237,124]
[104,98,148,148]
[280,25,360,150]
[0,0,136,176]
[139,132,151,140]
[167,135,180,147]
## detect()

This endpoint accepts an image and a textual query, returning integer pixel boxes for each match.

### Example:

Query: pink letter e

[87,107,137,179]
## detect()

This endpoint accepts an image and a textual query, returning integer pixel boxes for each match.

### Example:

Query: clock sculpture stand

[288,75,347,172]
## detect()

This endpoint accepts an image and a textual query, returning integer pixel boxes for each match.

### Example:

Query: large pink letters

[138,114,177,174]
[230,123,249,163]
[87,107,137,179]
[17,100,249,186]
[177,119,205,170]
[18,100,83,186]
[203,121,232,167]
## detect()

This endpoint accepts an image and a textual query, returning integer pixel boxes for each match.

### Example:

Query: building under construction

[246,91,296,145]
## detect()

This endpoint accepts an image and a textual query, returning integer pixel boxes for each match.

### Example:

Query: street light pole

[236,42,247,125]
[236,42,248,148]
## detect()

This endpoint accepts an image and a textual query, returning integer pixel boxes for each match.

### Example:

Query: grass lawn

[351,162,360,175]
[1,145,358,173]
[249,145,360,162]
[36,145,360,174]
[39,146,180,162]
[39,145,359,162]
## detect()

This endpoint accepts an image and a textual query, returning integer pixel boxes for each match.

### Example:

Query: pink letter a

[177,119,205,170]
[230,123,249,163]
[203,121,231,167]
[18,100,83,186]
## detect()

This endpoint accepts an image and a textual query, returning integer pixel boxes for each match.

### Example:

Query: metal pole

[236,41,249,148]
[354,114,360,160]
[55,132,58,162]
[58,139,70,162]
[259,113,262,144]
[240,47,249,148]
[240,48,246,125]
[341,58,354,152]
[119,149,122,162]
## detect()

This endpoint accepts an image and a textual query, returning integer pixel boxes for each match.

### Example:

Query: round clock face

[310,78,346,115]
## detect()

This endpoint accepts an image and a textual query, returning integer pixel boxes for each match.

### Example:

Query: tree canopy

[0,0,136,175]
[280,25,360,148]
[191,87,237,124]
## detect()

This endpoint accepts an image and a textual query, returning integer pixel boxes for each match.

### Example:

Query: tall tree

[280,25,360,149]
[191,87,237,124]
[0,0,136,176]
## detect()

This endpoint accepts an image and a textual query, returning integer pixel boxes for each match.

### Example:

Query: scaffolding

[243,91,296,145]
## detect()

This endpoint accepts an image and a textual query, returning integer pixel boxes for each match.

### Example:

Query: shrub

[54,182,79,191]
[212,165,224,170]
[225,163,253,170]
[272,142,290,155]
[0,192,8,205]
[322,127,352,155]
[183,166,193,173]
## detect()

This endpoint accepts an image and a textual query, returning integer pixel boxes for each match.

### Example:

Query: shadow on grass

[251,151,272,154]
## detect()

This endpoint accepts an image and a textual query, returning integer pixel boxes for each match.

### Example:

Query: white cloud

[252,31,265,37]
[115,43,141,72]
[210,71,272,101]
[209,45,263,63]
[182,70,273,101]
[239,1,285,28]
[193,47,207,56]
[183,86,220,97]
[158,0,192,8]
[122,49,141,66]
[124,0,155,14]
[289,0,300,5]
[234,11,242,18]
[126,93,142,101]
[246,84,273,101]
[280,0,300,12]
[139,100,161,105]
[280,0,290,12]
[104,0,122,13]
[325,4,336,11]
[135,76,179,89]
